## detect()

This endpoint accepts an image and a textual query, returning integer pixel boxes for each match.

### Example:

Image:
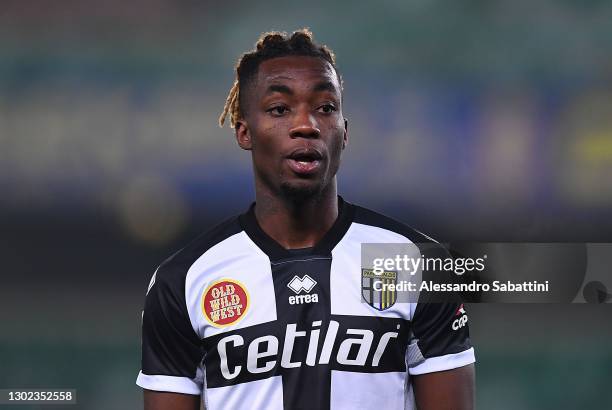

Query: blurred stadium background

[1,1,611,409]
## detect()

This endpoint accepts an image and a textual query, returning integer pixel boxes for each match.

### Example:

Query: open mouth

[286,149,323,175]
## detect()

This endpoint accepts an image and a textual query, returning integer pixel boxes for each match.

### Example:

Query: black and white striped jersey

[136,197,475,409]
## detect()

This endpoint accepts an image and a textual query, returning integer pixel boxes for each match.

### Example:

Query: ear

[235,120,252,150]
[342,118,349,149]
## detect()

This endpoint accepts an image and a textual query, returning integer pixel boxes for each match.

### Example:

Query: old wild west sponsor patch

[202,278,249,327]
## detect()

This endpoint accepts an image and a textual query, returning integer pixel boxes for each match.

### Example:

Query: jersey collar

[239,196,355,261]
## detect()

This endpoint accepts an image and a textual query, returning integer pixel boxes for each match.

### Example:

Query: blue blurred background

[1,1,611,409]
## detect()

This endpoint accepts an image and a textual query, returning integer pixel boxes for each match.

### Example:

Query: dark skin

[143,391,200,410]
[237,55,348,249]
[144,55,474,409]
[413,364,475,409]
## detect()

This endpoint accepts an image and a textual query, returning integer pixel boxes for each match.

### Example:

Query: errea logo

[288,275,317,293]
[287,275,319,305]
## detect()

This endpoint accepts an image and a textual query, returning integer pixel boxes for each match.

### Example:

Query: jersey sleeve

[136,264,205,395]
[406,247,475,375]
[406,300,475,375]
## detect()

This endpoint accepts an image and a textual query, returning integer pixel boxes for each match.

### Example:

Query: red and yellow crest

[202,279,249,327]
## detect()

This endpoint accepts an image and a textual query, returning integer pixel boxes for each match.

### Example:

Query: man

[136,29,475,410]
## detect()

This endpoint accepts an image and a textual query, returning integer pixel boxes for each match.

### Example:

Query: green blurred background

[1,1,611,409]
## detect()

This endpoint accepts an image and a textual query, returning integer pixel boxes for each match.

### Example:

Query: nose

[289,108,320,139]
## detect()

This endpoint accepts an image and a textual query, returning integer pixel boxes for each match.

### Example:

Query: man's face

[235,56,347,201]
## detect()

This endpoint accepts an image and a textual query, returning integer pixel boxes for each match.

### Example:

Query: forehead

[254,56,341,92]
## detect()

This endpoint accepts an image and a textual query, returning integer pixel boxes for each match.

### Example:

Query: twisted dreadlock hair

[219,28,341,128]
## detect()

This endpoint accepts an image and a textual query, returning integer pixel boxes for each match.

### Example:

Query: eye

[267,106,289,116]
[318,104,337,114]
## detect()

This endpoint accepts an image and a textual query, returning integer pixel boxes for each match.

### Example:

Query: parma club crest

[362,269,398,310]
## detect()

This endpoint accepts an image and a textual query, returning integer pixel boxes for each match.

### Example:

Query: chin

[279,179,325,202]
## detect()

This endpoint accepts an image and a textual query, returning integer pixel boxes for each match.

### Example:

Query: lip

[285,147,324,176]
[286,158,322,175]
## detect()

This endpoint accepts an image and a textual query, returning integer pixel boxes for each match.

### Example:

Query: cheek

[251,122,285,163]
[328,124,346,159]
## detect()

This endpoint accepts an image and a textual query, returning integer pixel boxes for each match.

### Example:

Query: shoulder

[349,202,438,244]
[152,215,244,290]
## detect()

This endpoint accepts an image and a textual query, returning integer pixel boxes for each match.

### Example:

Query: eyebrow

[265,84,294,96]
[313,81,338,94]
[264,81,339,97]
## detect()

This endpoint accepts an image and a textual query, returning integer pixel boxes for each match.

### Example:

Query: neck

[253,181,339,249]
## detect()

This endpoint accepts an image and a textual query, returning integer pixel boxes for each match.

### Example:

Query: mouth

[286,148,324,175]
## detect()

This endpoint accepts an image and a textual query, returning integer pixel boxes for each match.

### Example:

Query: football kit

[136,197,475,409]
